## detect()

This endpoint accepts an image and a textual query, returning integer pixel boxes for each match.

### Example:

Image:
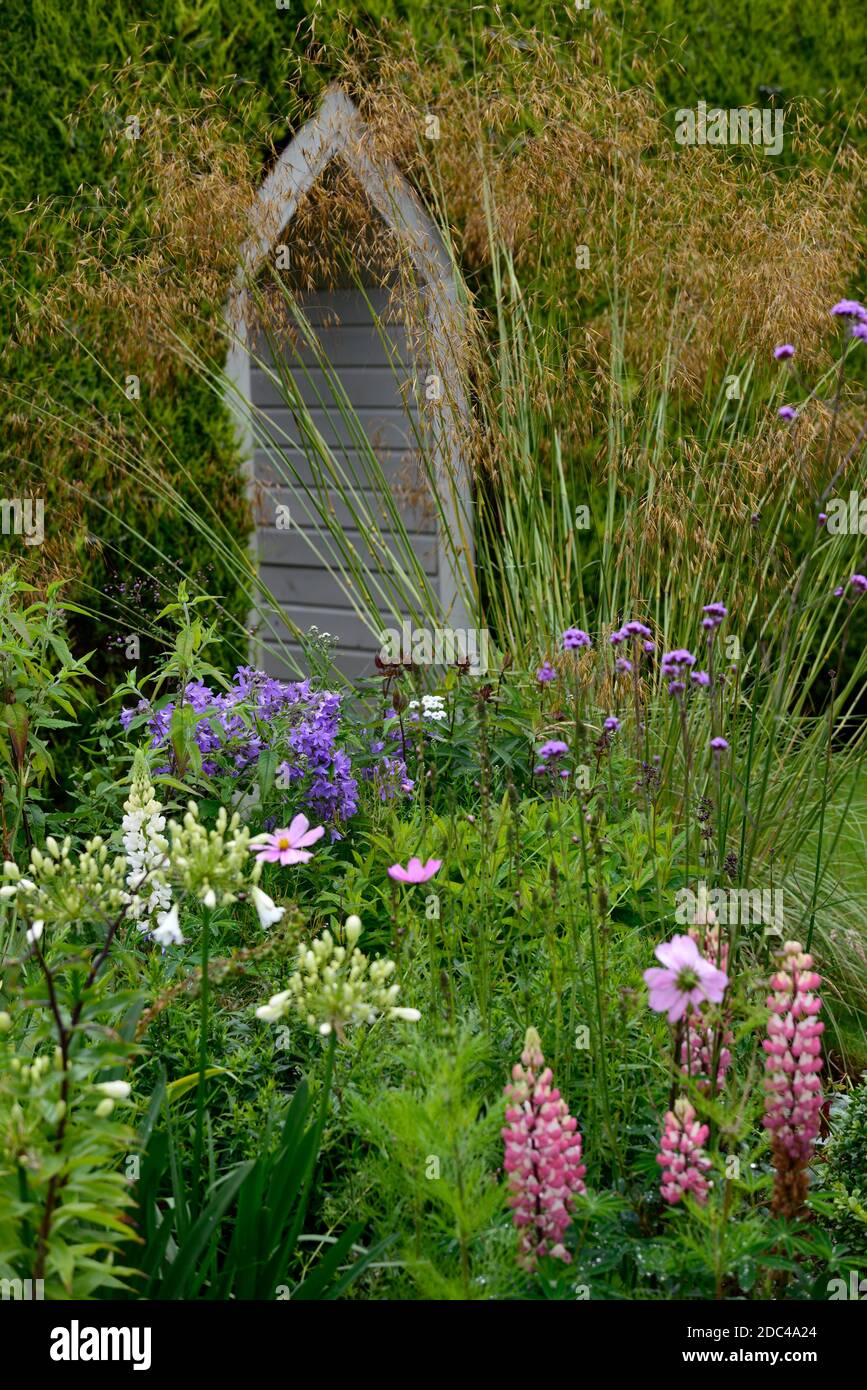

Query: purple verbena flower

[562,627,592,651]
[830,299,867,321]
[538,739,569,760]
[661,649,696,675]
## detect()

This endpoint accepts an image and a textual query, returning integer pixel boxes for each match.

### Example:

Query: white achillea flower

[255,917,420,1040]
[408,693,448,723]
[122,750,172,934]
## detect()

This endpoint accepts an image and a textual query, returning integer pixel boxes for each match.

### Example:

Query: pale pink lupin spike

[502,1027,586,1269]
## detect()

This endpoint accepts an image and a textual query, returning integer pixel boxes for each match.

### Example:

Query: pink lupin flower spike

[681,922,733,1094]
[762,940,824,1218]
[656,1097,713,1206]
[502,1027,586,1269]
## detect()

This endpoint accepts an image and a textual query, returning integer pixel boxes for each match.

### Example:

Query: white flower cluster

[158,800,284,939]
[255,916,420,1040]
[1,764,284,950]
[2,837,128,939]
[408,693,447,724]
[123,751,173,935]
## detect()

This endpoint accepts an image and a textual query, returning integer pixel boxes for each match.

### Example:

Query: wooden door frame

[224,84,475,661]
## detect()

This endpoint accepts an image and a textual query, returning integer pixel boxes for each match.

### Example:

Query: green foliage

[345,1032,504,1299]
[126,1070,383,1299]
[817,1079,867,1257]
[0,934,142,1298]
[0,0,287,683]
[0,569,93,855]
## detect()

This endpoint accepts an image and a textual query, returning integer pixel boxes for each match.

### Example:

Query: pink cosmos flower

[252,814,325,865]
[644,934,728,1023]
[387,856,442,884]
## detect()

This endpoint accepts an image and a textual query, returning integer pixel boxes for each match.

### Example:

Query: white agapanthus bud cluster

[255,916,420,1040]
[1,761,285,951]
[2,836,128,936]
[122,750,173,933]
[166,800,254,903]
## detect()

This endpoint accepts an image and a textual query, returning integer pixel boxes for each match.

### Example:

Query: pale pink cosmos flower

[387,856,442,884]
[644,934,728,1023]
[252,814,325,865]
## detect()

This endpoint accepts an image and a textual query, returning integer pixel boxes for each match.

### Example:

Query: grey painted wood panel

[257,525,438,574]
[252,281,440,678]
[255,324,413,368]
[260,640,379,683]
[258,563,391,607]
[249,364,419,410]
[252,406,418,451]
[253,486,436,534]
[256,604,385,650]
[254,447,414,487]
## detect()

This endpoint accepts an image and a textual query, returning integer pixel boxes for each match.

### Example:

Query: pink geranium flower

[643,934,728,1023]
[387,856,442,884]
[252,814,325,865]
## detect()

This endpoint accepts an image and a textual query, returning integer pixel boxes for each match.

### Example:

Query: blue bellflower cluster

[121,667,360,825]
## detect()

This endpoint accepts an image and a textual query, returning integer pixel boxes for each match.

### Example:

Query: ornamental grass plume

[502,1027,586,1269]
[657,1096,713,1206]
[762,940,824,1218]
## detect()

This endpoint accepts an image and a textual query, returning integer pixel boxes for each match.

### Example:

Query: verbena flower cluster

[502,1027,586,1268]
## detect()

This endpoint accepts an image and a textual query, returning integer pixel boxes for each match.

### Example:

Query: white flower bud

[95,1080,132,1101]
[345,915,362,946]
